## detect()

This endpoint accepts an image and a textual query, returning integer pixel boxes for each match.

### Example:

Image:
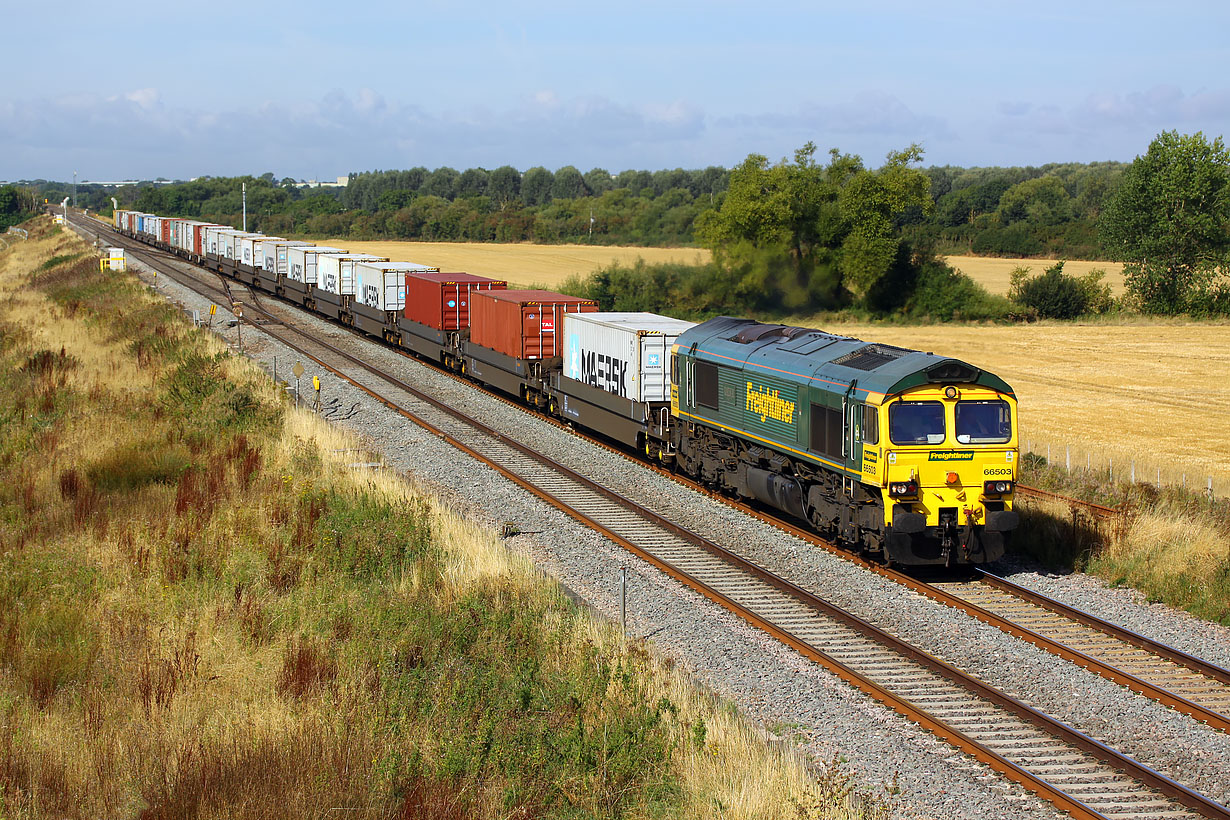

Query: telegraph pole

[73,170,78,209]
[242,182,247,231]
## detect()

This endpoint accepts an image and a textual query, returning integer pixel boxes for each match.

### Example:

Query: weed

[276,635,338,700]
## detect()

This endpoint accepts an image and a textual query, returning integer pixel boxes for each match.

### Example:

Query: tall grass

[1015,454,1230,624]
[0,217,885,818]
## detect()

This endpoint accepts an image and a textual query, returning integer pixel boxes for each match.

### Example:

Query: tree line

[44,156,1132,255]
[17,128,1225,318]
[561,131,1230,319]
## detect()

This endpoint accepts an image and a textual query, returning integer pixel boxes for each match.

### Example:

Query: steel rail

[78,214,1230,729]
[75,215,1230,820]
[973,569,1230,686]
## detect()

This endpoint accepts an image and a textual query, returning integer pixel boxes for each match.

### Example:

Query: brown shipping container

[470,289,597,359]
[405,271,507,330]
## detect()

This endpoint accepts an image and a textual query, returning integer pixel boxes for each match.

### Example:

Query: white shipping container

[238,234,276,267]
[204,226,229,256]
[563,312,696,403]
[317,254,387,296]
[287,246,346,284]
[261,240,314,275]
[354,262,436,311]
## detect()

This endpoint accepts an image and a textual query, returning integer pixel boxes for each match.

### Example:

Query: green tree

[696,142,931,301]
[521,167,554,206]
[422,167,460,200]
[996,176,1071,226]
[1101,130,1230,313]
[457,168,489,198]
[551,166,587,200]
[488,166,521,206]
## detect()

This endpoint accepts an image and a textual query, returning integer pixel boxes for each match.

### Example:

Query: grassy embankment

[0,218,883,818]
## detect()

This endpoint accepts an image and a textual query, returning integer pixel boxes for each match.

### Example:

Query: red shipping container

[405,271,507,330]
[470,289,597,360]
[160,218,172,244]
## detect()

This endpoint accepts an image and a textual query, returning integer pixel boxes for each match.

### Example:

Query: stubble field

[299,237,1124,296]
[320,239,711,289]
[297,238,1217,491]
[818,320,1230,496]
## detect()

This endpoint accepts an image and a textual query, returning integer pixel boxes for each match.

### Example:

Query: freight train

[110,209,1019,567]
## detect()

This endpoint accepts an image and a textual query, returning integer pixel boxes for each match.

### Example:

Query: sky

[4,0,1230,182]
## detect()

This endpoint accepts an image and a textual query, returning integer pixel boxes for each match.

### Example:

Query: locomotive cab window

[695,360,719,410]
[671,354,679,386]
[862,405,879,445]
[955,400,1012,444]
[889,401,945,445]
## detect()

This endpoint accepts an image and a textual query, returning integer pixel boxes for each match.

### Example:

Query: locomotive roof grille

[832,343,912,371]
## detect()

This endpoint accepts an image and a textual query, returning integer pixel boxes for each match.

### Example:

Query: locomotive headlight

[889,481,918,498]
[983,480,1013,496]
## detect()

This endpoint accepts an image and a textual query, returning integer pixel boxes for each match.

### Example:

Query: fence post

[1131,461,1135,483]
[619,567,627,634]
[1109,457,1113,483]
[1066,446,1070,472]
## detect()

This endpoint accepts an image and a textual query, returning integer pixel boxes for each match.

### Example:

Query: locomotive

[110,209,1018,567]
[672,317,1018,566]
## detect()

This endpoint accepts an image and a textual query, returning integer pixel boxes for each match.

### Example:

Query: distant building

[298,176,350,189]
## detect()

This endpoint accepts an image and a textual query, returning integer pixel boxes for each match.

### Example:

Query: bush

[1009,261,1114,318]
[905,259,1014,320]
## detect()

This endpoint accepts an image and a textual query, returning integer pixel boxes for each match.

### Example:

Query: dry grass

[809,319,1230,498]
[300,238,711,289]
[942,255,1126,296]
[0,217,882,819]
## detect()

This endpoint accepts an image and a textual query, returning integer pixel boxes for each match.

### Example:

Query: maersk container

[404,271,507,330]
[287,245,346,283]
[562,312,696,404]
[353,262,436,311]
[317,254,388,295]
[470,289,598,360]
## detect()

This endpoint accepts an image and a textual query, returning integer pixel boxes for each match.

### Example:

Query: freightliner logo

[928,451,975,462]
[746,382,795,424]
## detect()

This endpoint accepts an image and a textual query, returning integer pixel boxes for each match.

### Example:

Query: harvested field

[943,255,1126,296]
[813,319,1230,497]
[302,239,710,289]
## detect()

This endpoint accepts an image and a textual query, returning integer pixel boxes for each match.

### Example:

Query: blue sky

[4,0,1229,182]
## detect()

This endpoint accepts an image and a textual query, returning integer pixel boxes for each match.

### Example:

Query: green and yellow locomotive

[671,317,1019,566]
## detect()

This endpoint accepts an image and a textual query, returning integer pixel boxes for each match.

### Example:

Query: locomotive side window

[809,404,843,459]
[695,360,719,409]
[889,401,945,445]
[671,354,679,386]
[862,404,879,445]
[955,400,1012,444]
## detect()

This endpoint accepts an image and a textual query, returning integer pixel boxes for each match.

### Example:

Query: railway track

[70,215,1230,820]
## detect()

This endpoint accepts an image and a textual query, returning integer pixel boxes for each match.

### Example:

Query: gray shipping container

[317,253,388,296]
[353,261,437,311]
[563,312,696,403]
[287,246,347,283]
